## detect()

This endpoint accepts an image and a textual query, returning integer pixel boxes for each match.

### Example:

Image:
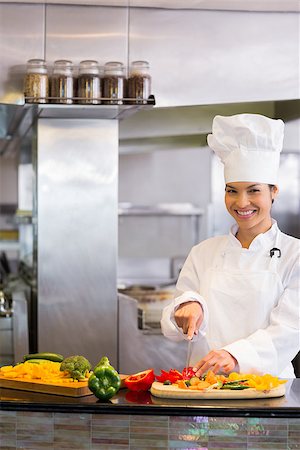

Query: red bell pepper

[125,390,152,404]
[156,369,183,383]
[124,369,155,391]
[182,366,196,380]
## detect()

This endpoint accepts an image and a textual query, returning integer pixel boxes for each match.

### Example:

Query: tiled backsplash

[1,410,299,449]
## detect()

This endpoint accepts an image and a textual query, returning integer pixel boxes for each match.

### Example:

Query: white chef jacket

[161,220,300,378]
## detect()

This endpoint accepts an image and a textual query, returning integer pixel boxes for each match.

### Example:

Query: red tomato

[124,369,155,391]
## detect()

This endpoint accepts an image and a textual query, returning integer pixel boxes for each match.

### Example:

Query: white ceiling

[0,0,299,12]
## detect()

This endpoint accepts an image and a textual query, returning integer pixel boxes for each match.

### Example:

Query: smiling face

[225,182,279,236]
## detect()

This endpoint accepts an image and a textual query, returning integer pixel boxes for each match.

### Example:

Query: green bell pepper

[88,356,121,401]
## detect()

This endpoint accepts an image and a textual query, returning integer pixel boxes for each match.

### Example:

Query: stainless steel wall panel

[12,291,29,364]
[37,118,118,366]
[128,8,300,107]
[45,4,128,66]
[0,4,45,103]
[0,4,299,106]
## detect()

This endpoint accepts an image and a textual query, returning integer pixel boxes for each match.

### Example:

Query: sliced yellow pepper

[0,361,90,384]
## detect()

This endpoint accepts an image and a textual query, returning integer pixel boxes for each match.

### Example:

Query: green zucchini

[25,359,56,364]
[23,352,64,363]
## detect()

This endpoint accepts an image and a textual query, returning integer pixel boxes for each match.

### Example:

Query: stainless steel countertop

[1,379,299,418]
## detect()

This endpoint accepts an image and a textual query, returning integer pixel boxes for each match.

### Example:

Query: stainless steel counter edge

[1,379,299,418]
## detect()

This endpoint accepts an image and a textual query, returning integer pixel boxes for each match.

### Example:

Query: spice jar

[78,60,101,104]
[102,61,125,104]
[24,59,49,103]
[127,61,151,104]
[51,60,74,104]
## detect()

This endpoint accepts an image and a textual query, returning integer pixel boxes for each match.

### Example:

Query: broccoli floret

[60,355,91,380]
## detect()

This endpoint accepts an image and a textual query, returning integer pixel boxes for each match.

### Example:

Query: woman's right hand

[174,301,203,339]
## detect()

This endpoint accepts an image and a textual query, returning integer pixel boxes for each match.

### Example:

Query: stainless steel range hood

[1,0,298,12]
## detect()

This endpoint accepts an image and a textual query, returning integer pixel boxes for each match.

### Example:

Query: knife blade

[185,340,192,368]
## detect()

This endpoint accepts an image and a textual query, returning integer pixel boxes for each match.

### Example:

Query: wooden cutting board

[0,374,128,397]
[150,381,286,400]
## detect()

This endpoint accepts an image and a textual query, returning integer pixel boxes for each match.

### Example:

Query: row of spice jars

[24,59,152,105]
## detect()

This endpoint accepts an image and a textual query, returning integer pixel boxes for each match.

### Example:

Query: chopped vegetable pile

[0,360,90,384]
[155,367,287,391]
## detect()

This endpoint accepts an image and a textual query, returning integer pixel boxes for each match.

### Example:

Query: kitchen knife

[185,340,192,368]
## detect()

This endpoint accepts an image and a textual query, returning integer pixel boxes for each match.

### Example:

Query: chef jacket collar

[229,219,278,251]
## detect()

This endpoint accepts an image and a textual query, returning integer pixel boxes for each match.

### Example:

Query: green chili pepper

[221,383,251,390]
[223,379,249,385]
[88,356,121,401]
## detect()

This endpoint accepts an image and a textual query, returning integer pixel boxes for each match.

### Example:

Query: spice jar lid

[104,61,125,76]
[26,59,47,74]
[79,60,100,75]
[129,60,150,76]
[53,59,73,75]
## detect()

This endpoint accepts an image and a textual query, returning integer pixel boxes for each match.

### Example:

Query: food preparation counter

[1,380,299,449]
[1,379,299,417]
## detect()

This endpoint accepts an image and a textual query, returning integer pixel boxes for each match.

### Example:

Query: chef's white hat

[207,113,284,184]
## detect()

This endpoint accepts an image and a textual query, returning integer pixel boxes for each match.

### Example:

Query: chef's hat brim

[223,147,281,184]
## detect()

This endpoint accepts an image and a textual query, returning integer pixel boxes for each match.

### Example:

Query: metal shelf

[118,203,204,247]
[36,103,153,120]
[14,210,32,225]
[0,241,20,252]
[0,96,155,155]
[118,202,204,216]
[25,95,156,120]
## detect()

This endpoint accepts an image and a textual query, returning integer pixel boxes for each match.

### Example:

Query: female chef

[161,113,300,378]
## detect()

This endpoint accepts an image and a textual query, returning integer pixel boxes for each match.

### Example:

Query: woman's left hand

[193,349,237,377]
